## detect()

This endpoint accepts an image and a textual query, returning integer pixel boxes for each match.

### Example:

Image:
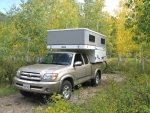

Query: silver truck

[14,52,102,100]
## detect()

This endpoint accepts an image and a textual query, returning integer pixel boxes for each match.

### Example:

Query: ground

[0,74,123,113]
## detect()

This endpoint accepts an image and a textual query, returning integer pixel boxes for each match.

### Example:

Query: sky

[0,0,119,16]
[0,0,27,13]
[103,0,119,16]
[79,0,119,16]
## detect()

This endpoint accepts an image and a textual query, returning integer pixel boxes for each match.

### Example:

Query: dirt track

[0,74,123,113]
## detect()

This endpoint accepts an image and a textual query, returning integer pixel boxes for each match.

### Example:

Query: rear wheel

[91,72,101,86]
[60,80,72,100]
[20,90,33,97]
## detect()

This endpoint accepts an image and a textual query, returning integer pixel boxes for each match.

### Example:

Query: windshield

[40,53,73,65]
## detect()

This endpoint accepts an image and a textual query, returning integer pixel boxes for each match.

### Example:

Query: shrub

[35,94,82,113]
[0,59,27,85]
[104,58,150,74]
[81,73,150,113]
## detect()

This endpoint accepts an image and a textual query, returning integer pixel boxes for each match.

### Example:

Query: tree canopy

[0,0,149,60]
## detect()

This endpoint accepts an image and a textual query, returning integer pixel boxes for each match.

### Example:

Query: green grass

[0,85,17,97]
[104,57,150,74]
[81,73,150,113]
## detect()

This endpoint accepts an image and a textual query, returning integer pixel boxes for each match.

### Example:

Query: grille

[20,71,41,81]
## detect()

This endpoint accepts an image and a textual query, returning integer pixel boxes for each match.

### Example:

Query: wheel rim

[62,85,70,99]
[95,74,99,84]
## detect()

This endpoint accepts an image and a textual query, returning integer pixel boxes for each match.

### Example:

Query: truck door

[73,54,85,83]
[82,54,91,81]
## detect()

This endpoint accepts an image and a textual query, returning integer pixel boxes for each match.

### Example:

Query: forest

[0,0,150,112]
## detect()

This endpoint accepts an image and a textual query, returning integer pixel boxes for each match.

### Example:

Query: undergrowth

[81,73,150,113]
[104,58,150,74]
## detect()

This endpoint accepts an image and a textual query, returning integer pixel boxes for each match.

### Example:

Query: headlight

[17,70,21,77]
[42,73,58,80]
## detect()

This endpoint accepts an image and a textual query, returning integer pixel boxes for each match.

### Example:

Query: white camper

[47,28,107,63]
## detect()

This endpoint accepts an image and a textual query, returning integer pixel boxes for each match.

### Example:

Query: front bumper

[14,77,60,94]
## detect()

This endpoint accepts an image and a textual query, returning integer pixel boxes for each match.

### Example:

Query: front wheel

[60,80,72,100]
[91,72,101,86]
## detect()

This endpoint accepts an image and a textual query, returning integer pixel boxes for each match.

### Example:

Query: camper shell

[47,28,107,63]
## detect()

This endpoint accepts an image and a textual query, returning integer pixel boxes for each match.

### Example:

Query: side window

[74,54,83,64]
[82,54,89,64]
[89,34,95,42]
[101,38,105,44]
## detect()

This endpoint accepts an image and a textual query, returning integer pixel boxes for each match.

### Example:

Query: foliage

[0,20,17,56]
[125,0,150,71]
[35,94,82,113]
[79,0,110,35]
[104,58,150,74]
[0,59,27,85]
[81,73,150,113]
[126,0,150,43]
[47,0,79,29]
[11,0,49,61]
[111,0,150,72]
[0,12,8,22]
[115,2,138,57]
[106,16,117,57]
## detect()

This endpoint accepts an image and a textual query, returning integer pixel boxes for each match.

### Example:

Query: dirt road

[0,74,123,113]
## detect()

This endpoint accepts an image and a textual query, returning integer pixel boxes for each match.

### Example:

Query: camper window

[101,38,105,44]
[89,34,95,42]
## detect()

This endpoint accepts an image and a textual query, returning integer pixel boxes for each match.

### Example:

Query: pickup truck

[14,52,102,100]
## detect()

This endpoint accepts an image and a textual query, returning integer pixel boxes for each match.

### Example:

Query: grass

[0,85,17,97]
[104,57,150,74]
[81,73,150,113]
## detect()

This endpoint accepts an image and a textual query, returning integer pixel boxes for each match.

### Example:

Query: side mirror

[74,61,82,66]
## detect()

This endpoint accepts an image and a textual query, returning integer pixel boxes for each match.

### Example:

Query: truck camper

[14,28,107,100]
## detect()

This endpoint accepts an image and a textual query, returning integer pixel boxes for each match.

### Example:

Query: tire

[20,90,33,97]
[91,72,101,86]
[60,80,72,100]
